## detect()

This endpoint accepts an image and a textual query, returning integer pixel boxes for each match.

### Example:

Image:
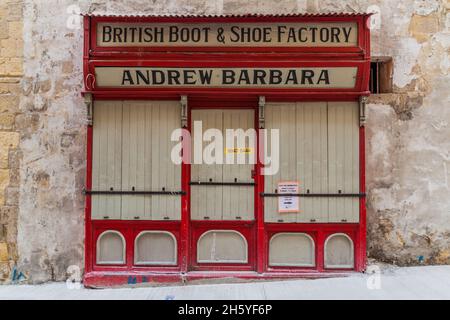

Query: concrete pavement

[0,265,450,300]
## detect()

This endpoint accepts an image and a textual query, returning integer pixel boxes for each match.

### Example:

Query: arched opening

[134,231,177,265]
[197,230,248,263]
[96,230,125,265]
[269,233,315,267]
[324,233,354,269]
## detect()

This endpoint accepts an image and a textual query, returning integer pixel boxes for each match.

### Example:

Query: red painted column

[83,16,93,276]
[256,106,266,273]
[316,230,325,272]
[357,14,370,272]
[84,124,93,274]
[358,125,367,271]
[180,104,191,273]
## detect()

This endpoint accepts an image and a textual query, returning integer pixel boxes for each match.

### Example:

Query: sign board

[96,22,358,48]
[94,66,357,88]
[278,181,300,213]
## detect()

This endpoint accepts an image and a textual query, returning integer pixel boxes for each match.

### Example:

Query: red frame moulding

[82,14,370,287]
[87,14,370,58]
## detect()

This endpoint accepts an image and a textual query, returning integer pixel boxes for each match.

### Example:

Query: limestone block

[0,242,8,261]
[0,169,9,206]
[0,113,15,130]
[0,132,19,169]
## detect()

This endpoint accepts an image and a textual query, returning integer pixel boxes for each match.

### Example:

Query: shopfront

[82,13,371,287]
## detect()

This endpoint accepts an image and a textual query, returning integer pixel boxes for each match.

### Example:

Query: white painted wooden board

[91,100,181,221]
[191,109,254,221]
[121,101,139,219]
[327,102,359,222]
[91,101,122,220]
[264,102,327,223]
[264,102,359,223]
[124,101,181,220]
[190,110,223,220]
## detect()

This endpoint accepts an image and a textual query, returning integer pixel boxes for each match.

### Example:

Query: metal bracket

[190,181,255,186]
[258,96,265,129]
[359,96,368,127]
[180,95,188,128]
[84,93,93,126]
[84,189,186,196]
[260,192,366,198]
[85,73,95,91]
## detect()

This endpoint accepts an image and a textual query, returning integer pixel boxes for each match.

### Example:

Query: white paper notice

[278,181,300,213]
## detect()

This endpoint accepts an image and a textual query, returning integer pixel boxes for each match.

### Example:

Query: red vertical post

[357,14,370,272]
[82,16,90,84]
[83,16,93,275]
[180,102,191,273]
[358,125,367,272]
[85,124,93,274]
[255,103,265,273]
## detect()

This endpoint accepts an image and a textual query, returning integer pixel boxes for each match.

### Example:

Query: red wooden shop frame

[82,13,370,287]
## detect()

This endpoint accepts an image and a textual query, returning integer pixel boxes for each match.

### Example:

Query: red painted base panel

[83,271,355,288]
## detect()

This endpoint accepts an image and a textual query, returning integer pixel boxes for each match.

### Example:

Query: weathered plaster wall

[9,0,450,282]
[365,0,450,265]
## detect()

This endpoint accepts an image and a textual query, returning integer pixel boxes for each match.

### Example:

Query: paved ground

[0,265,450,299]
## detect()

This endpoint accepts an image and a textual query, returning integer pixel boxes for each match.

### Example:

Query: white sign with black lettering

[96,22,358,47]
[94,67,357,88]
[278,181,300,213]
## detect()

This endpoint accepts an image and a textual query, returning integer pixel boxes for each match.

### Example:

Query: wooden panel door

[121,101,181,220]
[191,110,224,220]
[191,109,255,221]
[91,100,181,221]
[264,102,328,223]
[91,101,123,220]
[327,102,359,223]
[264,102,359,223]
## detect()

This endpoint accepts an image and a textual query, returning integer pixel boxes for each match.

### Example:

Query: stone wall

[0,0,22,282]
[0,0,448,283]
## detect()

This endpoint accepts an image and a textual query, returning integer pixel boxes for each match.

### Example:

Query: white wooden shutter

[327,102,360,223]
[191,109,255,221]
[91,101,123,220]
[91,100,181,220]
[264,102,359,223]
